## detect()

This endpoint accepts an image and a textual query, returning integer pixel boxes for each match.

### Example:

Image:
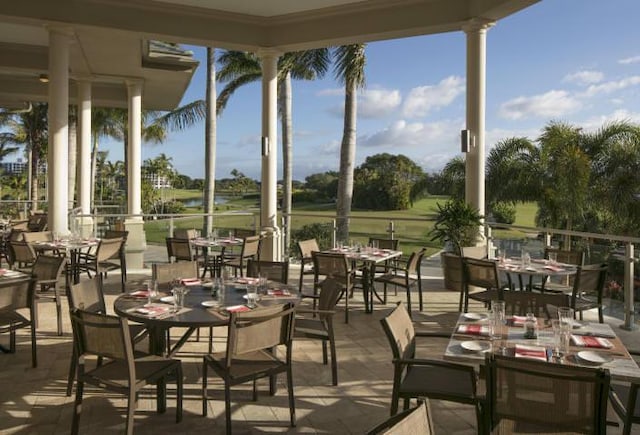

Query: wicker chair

[485,353,610,434]
[202,303,296,434]
[0,277,37,367]
[294,278,342,385]
[380,302,483,430]
[69,309,183,435]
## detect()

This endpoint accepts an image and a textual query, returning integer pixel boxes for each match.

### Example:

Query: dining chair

[78,237,126,292]
[367,401,434,435]
[373,248,426,315]
[246,259,289,284]
[22,231,53,243]
[501,290,570,319]
[69,309,183,435]
[173,228,197,240]
[294,278,342,385]
[8,240,36,272]
[460,256,504,313]
[222,234,261,277]
[0,277,37,367]
[103,229,128,282]
[26,213,47,232]
[609,350,640,435]
[312,251,355,323]
[31,254,67,336]
[368,237,399,293]
[65,275,149,396]
[485,353,610,434]
[532,247,585,293]
[570,263,608,323]
[152,261,199,288]
[297,238,319,292]
[380,302,483,430]
[201,303,296,434]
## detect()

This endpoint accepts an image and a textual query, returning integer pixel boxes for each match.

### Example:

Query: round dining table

[114,279,299,356]
[497,257,578,291]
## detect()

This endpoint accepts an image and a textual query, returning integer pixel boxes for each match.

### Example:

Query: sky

[99,0,640,182]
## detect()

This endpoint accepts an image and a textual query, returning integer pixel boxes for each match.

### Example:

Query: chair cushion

[206,349,285,380]
[399,365,476,402]
[84,355,180,387]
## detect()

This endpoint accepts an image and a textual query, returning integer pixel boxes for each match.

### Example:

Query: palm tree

[334,44,366,243]
[0,103,48,210]
[203,46,217,237]
[217,48,330,253]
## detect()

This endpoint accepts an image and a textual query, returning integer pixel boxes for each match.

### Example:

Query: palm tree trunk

[336,80,357,243]
[68,115,77,209]
[203,46,217,236]
[281,71,293,256]
[90,134,98,208]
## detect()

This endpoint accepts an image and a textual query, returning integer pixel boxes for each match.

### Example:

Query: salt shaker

[524,312,538,339]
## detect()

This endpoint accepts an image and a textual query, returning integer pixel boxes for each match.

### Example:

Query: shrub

[491,202,516,224]
[289,223,333,259]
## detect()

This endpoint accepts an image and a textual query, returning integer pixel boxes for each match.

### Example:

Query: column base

[124,218,147,271]
[259,225,282,261]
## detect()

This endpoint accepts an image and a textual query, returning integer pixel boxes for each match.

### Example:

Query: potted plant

[429,199,484,292]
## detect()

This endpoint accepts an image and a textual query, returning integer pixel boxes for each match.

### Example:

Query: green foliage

[429,199,483,255]
[352,153,424,210]
[304,171,338,200]
[490,202,516,224]
[292,190,320,204]
[289,223,333,258]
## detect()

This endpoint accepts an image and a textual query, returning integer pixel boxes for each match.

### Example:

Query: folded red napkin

[515,344,547,361]
[267,289,291,297]
[181,278,201,286]
[226,305,250,313]
[236,277,259,285]
[510,315,527,326]
[136,304,171,317]
[457,324,490,336]
[571,335,613,349]
[129,290,150,298]
[544,264,565,272]
[0,269,6,276]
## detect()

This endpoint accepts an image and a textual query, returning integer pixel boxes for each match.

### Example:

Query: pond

[181,196,228,207]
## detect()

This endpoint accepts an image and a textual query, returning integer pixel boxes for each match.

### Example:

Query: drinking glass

[548,252,558,264]
[146,279,158,306]
[557,306,575,330]
[551,319,569,357]
[211,277,223,296]
[172,286,186,312]
[491,300,506,340]
[258,275,268,295]
[246,285,258,308]
[521,250,531,267]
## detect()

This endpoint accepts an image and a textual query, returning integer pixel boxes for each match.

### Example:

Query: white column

[124,79,146,270]
[47,27,73,235]
[77,79,94,237]
[258,49,281,261]
[463,19,494,219]
[127,80,143,218]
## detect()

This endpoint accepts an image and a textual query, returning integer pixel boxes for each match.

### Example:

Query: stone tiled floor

[1,249,638,434]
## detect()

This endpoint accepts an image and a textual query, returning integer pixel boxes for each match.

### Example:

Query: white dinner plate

[242,294,261,301]
[201,300,220,308]
[160,296,175,304]
[577,351,613,365]
[460,340,491,352]
[463,313,488,321]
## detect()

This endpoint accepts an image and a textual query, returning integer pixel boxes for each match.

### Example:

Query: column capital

[45,25,75,38]
[256,47,283,59]
[462,18,495,34]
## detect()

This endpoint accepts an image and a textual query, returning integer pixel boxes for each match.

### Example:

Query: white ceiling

[0,0,539,109]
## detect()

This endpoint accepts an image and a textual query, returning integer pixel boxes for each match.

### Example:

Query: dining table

[325,246,403,313]
[189,236,244,278]
[31,238,99,284]
[114,277,300,357]
[498,257,578,292]
[444,312,640,382]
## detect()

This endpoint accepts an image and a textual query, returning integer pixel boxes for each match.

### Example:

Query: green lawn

[145,193,539,258]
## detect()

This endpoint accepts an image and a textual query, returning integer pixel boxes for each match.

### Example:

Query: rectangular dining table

[444,312,640,382]
[189,236,243,278]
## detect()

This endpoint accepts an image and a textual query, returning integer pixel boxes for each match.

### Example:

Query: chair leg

[344,288,349,324]
[66,346,77,396]
[208,327,214,354]
[30,321,37,368]
[598,307,604,323]
[71,381,84,435]
[55,287,63,336]
[418,281,424,312]
[175,364,183,423]
[322,341,328,364]
[329,335,338,386]
[287,367,296,427]
[406,287,412,319]
[253,379,258,401]
[125,389,136,435]
[202,358,209,416]
[224,383,232,435]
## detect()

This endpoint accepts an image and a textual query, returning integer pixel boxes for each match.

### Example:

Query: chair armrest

[392,357,477,374]
[415,330,452,339]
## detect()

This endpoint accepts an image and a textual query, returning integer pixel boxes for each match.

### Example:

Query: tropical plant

[429,199,483,255]
[438,156,466,200]
[334,44,366,242]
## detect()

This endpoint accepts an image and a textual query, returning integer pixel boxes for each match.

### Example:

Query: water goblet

[246,285,258,308]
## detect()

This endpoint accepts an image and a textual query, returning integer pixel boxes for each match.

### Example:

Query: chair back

[225,303,295,367]
[368,238,399,251]
[502,291,570,318]
[70,309,133,362]
[8,228,26,242]
[32,254,66,282]
[240,235,261,259]
[152,261,199,285]
[22,231,53,243]
[104,230,128,259]
[27,213,47,232]
[9,240,36,264]
[0,278,35,312]
[462,257,502,291]
[545,247,584,266]
[96,237,124,263]
[380,302,416,361]
[233,228,255,239]
[313,251,351,281]
[571,263,608,306]
[246,259,289,284]
[173,228,197,240]
[168,237,194,262]
[486,353,610,434]
[367,402,434,435]
[68,276,106,313]
[297,239,319,261]
[317,278,343,323]
[407,248,427,275]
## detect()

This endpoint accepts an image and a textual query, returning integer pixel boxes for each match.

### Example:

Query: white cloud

[499,90,582,120]
[402,76,465,118]
[619,55,640,65]
[359,119,463,149]
[316,88,343,97]
[358,88,402,119]
[580,109,640,131]
[581,76,640,97]
[563,70,604,85]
